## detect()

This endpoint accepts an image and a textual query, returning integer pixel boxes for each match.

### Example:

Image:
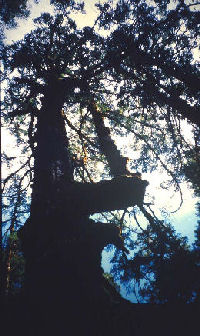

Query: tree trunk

[18,85,148,334]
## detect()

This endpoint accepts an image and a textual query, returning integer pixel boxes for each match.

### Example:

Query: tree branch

[66,176,149,214]
[2,157,31,193]
[88,100,130,176]
[63,115,99,150]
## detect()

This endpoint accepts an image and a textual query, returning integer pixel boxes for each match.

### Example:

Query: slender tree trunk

[4,220,15,296]
[88,100,129,176]
[2,183,20,297]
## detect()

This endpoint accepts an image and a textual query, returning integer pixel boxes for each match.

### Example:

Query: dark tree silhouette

[1,1,200,335]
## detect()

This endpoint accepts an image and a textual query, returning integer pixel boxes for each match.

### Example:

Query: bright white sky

[3,0,199,243]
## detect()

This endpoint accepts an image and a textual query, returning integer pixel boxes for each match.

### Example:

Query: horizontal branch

[7,107,38,119]
[15,78,45,93]
[163,92,200,126]
[116,64,200,126]
[150,84,200,126]
[66,176,149,214]
[127,42,200,94]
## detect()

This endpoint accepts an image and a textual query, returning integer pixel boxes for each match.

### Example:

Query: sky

[2,0,200,303]
[5,0,100,44]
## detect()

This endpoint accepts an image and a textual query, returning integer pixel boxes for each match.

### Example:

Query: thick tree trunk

[20,215,132,334]
[19,85,148,334]
[31,81,73,204]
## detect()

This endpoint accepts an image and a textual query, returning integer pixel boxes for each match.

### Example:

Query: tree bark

[67,176,148,214]
[88,100,129,176]
[18,83,148,334]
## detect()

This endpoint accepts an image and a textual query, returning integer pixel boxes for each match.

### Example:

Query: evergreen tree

[1,1,199,334]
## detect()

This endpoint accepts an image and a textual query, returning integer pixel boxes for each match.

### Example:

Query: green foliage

[8,232,25,293]
[111,217,200,303]
[3,231,25,295]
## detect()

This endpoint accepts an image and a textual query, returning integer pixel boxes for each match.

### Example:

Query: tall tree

[1,1,200,334]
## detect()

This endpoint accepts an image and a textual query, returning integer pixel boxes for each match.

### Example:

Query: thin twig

[2,157,31,193]
[63,115,99,149]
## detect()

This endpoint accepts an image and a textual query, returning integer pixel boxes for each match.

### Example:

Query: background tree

[109,208,200,303]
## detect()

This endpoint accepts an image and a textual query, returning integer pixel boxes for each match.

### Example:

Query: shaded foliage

[0,0,31,27]
[2,231,25,295]
[110,212,200,303]
[0,0,83,27]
